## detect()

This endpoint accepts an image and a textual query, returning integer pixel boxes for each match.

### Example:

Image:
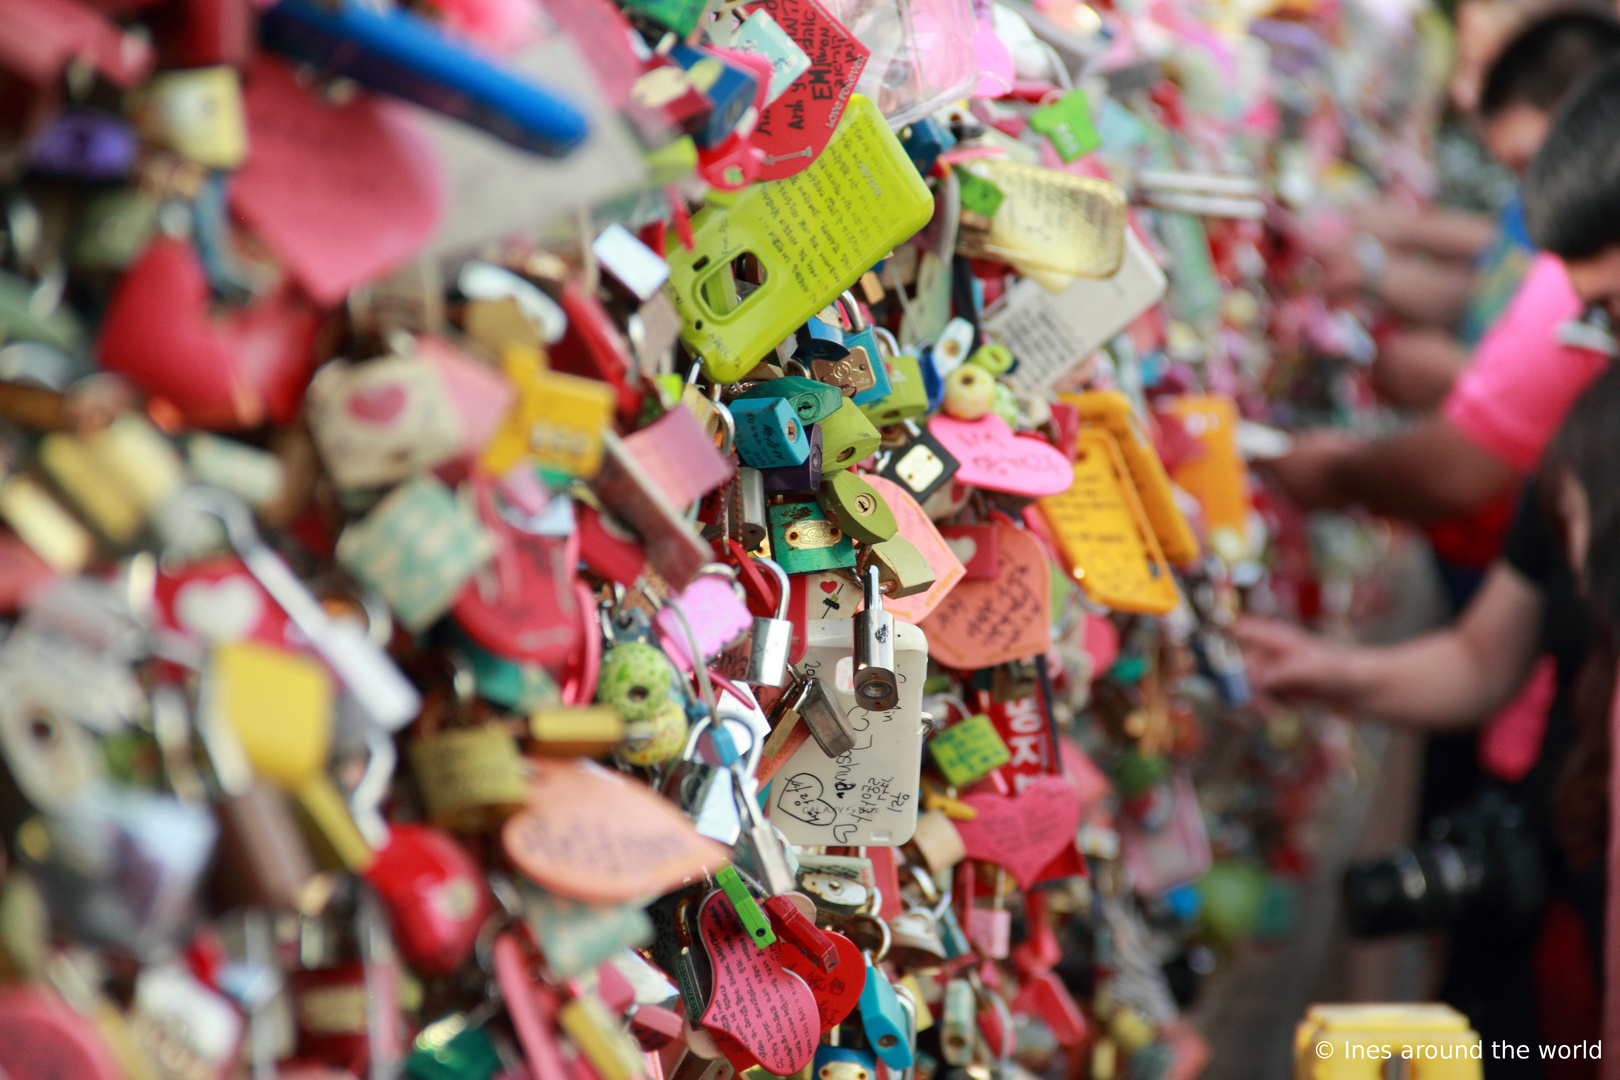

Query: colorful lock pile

[0,0,1441,1079]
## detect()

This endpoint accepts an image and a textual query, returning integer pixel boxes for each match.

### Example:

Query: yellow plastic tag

[954,161,1127,280]
[1063,390,1199,566]
[207,641,334,788]
[1037,429,1180,616]
[482,345,615,478]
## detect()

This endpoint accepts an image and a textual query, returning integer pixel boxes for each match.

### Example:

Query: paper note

[231,58,444,305]
[919,521,1051,670]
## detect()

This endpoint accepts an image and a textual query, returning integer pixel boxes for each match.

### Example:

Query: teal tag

[1028,90,1101,163]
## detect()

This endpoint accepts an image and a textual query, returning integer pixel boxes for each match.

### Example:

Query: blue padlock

[731,395,811,469]
[795,313,848,363]
[900,116,956,176]
[838,292,894,406]
[761,424,823,496]
[668,43,762,150]
[858,956,914,1070]
[813,1045,876,1080]
[734,376,843,425]
[28,107,138,181]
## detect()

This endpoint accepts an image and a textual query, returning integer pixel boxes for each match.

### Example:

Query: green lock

[73,190,160,273]
[768,500,857,574]
[820,397,882,473]
[859,354,929,427]
[968,343,1015,376]
[869,534,936,597]
[407,1016,502,1080]
[734,376,843,425]
[596,642,675,721]
[817,470,897,545]
[928,713,1012,787]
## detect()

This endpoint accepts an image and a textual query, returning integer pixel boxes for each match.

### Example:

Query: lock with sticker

[766,618,925,847]
[664,95,934,384]
[835,293,892,406]
[874,421,959,504]
[768,500,856,575]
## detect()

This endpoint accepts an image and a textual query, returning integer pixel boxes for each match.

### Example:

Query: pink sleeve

[1442,253,1609,472]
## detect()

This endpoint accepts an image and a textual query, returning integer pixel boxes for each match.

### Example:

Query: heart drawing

[952,775,1084,889]
[775,773,837,827]
[346,383,408,424]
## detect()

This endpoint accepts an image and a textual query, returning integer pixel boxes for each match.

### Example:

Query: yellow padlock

[483,346,615,478]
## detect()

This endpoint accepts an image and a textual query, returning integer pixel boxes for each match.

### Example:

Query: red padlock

[366,823,490,977]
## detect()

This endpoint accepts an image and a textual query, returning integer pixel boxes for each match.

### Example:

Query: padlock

[129,962,244,1080]
[768,500,856,575]
[558,994,648,1080]
[409,720,529,834]
[843,916,912,1070]
[133,66,248,169]
[594,430,713,592]
[851,567,897,712]
[819,398,881,473]
[814,1045,876,1080]
[818,471,896,545]
[531,705,626,756]
[663,716,749,845]
[29,107,138,181]
[796,313,848,361]
[484,345,616,480]
[866,536,936,598]
[810,349,877,398]
[858,354,929,427]
[736,467,769,550]
[874,421,959,504]
[667,42,763,149]
[942,364,996,420]
[745,557,794,688]
[940,979,976,1065]
[618,698,689,767]
[831,294,892,407]
[730,395,810,468]
[761,424,823,495]
[771,668,856,758]
[734,375,843,426]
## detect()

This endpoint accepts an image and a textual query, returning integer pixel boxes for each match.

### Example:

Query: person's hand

[1252,429,1362,510]
[1369,328,1468,410]
[1231,616,1357,706]
[1302,232,1366,298]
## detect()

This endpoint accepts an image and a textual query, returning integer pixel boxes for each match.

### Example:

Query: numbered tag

[1036,429,1179,616]
[766,619,925,846]
[665,95,933,383]
[918,521,1051,670]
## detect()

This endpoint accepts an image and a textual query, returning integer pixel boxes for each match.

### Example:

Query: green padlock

[818,471,897,545]
[869,534,936,597]
[968,342,1015,376]
[820,397,882,473]
[859,354,930,427]
[596,642,675,721]
[733,376,843,426]
[768,500,857,574]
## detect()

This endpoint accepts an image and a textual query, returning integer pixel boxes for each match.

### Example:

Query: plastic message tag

[927,414,1074,498]
[482,346,615,479]
[1036,429,1179,616]
[985,229,1167,395]
[767,618,925,846]
[919,521,1051,670]
[697,889,819,1075]
[730,11,812,103]
[952,775,1083,889]
[665,95,933,383]
[739,0,868,179]
[954,160,1126,279]
[954,167,1004,217]
[1064,390,1198,566]
[1161,394,1252,554]
[928,713,1011,787]
[1027,90,1100,163]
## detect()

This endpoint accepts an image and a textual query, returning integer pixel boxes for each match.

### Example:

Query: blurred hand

[1369,328,1469,410]
[1231,616,1357,706]
[1252,429,1362,510]
[1303,232,1365,298]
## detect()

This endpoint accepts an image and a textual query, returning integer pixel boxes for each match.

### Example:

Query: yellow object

[140,67,248,169]
[1162,394,1252,555]
[208,641,334,788]
[531,706,627,752]
[483,346,615,478]
[1295,1004,1482,1080]
[1037,429,1180,616]
[921,783,979,820]
[557,996,646,1080]
[40,434,144,544]
[90,414,187,510]
[0,476,94,574]
[897,976,933,1032]
[954,160,1128,280]
[1065,391,1199,565]
[295,775,376,874]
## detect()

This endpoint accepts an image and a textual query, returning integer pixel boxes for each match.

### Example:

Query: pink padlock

[654,570,753,671]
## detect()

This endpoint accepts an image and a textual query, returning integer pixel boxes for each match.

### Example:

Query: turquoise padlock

[768,500,856,574]
[838,292,893,406]
[734,376,843,425]
[858,956,914,1070]
[813,1045,876,1080]
[731,395,811,469]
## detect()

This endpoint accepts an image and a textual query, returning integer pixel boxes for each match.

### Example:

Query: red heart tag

[346,384,408,424]
[778,928,863,1033]
[697,891,818,1076]
[231,57,444,305]
[953,776,1083,889]
[741,0,868,180]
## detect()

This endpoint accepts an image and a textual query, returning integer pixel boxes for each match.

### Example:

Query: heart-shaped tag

[864,475,965,624]
[919,522,1051,670]
[231,57,444,305]
[928,414,1074,498]
[346,384,408,424]
[952,775,1083,889]
[777,928,863,1033]
[502,759,729,903]
[697,891,818,1076]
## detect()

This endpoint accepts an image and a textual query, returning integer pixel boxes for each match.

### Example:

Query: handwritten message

[698,891,818,1075]
[952,776,1083,888]
[928,414,1073,498]
[778,927,863,1032]
[919,522,1051,670]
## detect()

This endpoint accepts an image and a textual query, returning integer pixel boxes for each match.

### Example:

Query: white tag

[767,619,925,846]
[985,228,1166,395]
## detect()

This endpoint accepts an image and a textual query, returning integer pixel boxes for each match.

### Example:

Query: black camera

[1342,790,1545,936]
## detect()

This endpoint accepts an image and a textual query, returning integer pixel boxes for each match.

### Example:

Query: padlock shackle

[836,291,866,332]
[751,556,791,620]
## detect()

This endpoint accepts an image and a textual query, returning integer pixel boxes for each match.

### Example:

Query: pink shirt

[1443,253,1608,471]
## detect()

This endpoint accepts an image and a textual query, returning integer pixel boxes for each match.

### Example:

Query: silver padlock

[853,565,898,711]
[738,467,767,551]
[773,668,855,758]
[161,486,421,731]
[746,556,794,688]
[663,715,750,846]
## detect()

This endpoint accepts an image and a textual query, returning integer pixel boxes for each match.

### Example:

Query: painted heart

[697,891,818,1076]
[174,575,266,642]
[778,928,863,1033]
[944,536,977,566]
[928,414,1073,498]
[346,384,408,424]
[820,580,838,594]
[952,775,1084,889]
[774,772,838,827]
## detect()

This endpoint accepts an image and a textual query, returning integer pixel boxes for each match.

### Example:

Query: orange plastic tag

[919,521,1051,670]
[1161,394,1251,547]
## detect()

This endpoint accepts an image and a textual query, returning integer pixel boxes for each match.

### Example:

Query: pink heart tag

[698,891,818,1076]
[928,414,1074,498]
[953,776,1084,889]
[346,384,408,424]
[231,57,444,305]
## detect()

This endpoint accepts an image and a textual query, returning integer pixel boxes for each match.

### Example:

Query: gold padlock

[409,695,530,834]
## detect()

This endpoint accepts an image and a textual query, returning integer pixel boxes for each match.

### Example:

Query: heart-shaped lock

[97,237,320,428]
[777,924,863,1033]
[366,823,489,976]
[696,890,818,1076]
[951,776,1084,889]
